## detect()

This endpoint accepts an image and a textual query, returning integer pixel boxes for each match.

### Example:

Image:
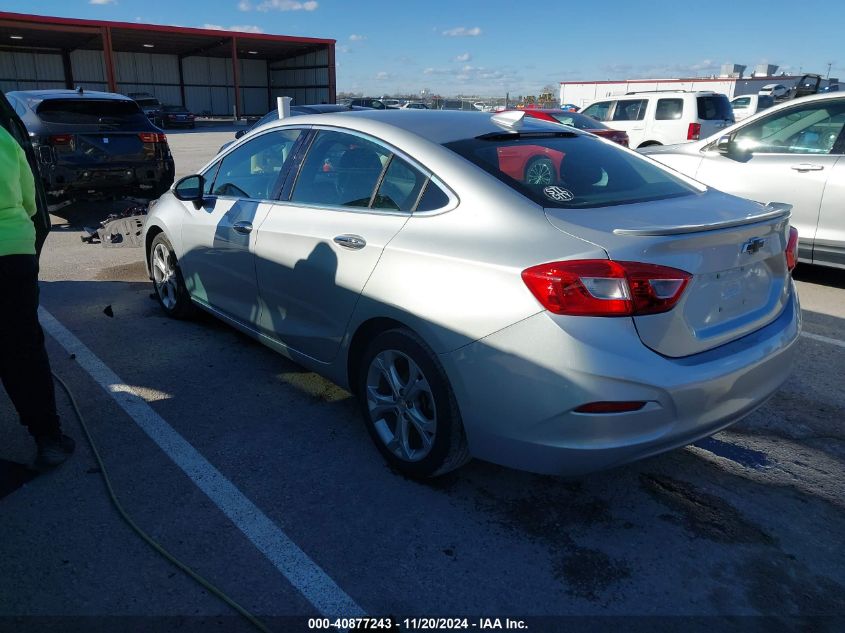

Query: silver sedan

[144,109,801,478]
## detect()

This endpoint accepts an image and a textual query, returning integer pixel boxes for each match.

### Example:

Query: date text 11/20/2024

[307,617,529,630]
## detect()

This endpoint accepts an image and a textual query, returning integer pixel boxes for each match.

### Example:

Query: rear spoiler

[612,202,792,236]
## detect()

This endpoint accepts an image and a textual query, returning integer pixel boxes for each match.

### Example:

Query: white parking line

[38,306,365,619]
[801,331,845,350]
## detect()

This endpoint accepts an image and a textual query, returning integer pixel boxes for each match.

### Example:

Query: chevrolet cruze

[143,109,801,478]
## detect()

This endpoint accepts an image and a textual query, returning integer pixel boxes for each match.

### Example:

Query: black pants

[0,254,60,439]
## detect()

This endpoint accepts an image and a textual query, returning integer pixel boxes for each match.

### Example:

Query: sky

[6,0,845,98]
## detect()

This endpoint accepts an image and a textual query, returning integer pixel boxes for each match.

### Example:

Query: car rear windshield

[443,132,700,208]
[36,99,146,125]
[697,95,733,120]
[162,105,188,112]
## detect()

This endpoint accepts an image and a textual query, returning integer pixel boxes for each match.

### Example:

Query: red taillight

[785,226,799,272]
[687,123,701,140]
[574,401,647,414]
[521,259,691,317]
[50,134,73,145]
[139,132,167,143]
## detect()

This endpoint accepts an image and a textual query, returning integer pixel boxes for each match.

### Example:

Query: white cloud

[454,52,471,62]
[349,34,367,41]
[255,0,318,11]
[238,0,252,10]
[90,0,117,4]
[336,44,350,53]
[442,26,481,37]
[375,71,391,80]
[202,23,264,33]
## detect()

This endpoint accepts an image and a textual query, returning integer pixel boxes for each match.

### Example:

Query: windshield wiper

[476,130,578,141]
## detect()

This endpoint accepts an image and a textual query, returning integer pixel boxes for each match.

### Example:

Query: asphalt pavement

[1,126,843,633]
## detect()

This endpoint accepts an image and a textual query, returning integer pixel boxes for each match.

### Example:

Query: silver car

[641,93,845,269]
[144,110,801,478]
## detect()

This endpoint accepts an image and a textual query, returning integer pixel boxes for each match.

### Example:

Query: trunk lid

[545,191,793,357]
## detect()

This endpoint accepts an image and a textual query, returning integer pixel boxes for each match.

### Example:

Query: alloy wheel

[152,242,178,310]
[365,349,437,462]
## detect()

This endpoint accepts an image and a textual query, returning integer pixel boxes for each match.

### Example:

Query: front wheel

[149,232,194,319]
[358,329,470,478]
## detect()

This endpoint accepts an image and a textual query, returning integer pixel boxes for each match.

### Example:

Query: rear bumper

[40,159,175,198]
[441,284,801,475]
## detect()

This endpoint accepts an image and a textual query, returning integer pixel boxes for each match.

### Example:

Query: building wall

[0,50,64,92]
[270,48,330,106]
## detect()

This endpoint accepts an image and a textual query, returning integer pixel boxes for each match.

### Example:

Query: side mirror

[716,134,735,155]
[173,174,205,208]
[235,129,246,139]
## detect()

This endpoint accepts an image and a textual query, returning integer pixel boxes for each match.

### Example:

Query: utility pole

[827,62,833,79]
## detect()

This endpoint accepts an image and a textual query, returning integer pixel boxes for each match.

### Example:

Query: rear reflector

[522,259,691,317]
[50,134,73,145]
[574,401,647,414]
[687,123,701,140]
[786,226,799,272]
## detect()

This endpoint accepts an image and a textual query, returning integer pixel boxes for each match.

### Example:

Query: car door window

[582,101,612,121]
[212,129,302,199]
[611,99,647,121]
[732,97,751,109]
[734,101,845,154]
[656,98,683,120]
[372,156,427,212]
[290,130,390,207]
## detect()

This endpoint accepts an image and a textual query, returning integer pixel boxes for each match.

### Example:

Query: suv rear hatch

[545,193,793,357]
[696,93,734,139]
[35,99,160,164]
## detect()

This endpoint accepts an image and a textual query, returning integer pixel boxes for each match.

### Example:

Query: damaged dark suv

[5,89,175,202]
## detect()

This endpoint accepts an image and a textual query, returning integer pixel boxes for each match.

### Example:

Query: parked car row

[127,92,196,128]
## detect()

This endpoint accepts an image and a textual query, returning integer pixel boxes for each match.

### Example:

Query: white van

[730,93,775,121]
[580,91,734,148]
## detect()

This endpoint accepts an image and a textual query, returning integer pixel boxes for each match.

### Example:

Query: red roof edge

[0,11,336,45]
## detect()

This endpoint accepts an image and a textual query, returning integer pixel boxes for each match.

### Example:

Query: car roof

[261,109,571,145]
[6,89,132,103]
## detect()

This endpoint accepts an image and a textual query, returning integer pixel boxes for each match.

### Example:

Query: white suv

[580,91,734,148]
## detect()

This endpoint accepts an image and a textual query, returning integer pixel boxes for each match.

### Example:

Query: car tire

[638,141,662,148]
[149,232,194,319]
[524,156,555,185]
[357,328,470,479]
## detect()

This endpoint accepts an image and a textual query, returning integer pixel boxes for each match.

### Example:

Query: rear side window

[697,95,733,120]
[35,99,146,125]
[372,157,427,212]
[582,101,612,121]
[611,99,647,121]
[416,179,450,212]
[732,97,751,108]
[655,98,683,120]
[443,133,699,209]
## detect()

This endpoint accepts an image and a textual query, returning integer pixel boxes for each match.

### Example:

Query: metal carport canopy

[0,11,337,114]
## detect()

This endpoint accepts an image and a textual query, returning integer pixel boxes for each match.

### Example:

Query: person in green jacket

[0,124,74,469]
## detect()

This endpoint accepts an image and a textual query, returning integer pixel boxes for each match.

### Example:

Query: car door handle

[791,163,825,172]
[232,221,253,234]
[333,234,366,250]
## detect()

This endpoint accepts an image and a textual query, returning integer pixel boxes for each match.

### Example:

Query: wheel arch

[345,316,409,396]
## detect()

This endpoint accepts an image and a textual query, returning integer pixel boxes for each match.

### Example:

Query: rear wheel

[150,232,194,319]
[525,156,555,185]
[358,328,470,478]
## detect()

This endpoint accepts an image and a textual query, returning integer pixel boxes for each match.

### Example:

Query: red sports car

[516,108,629,146]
